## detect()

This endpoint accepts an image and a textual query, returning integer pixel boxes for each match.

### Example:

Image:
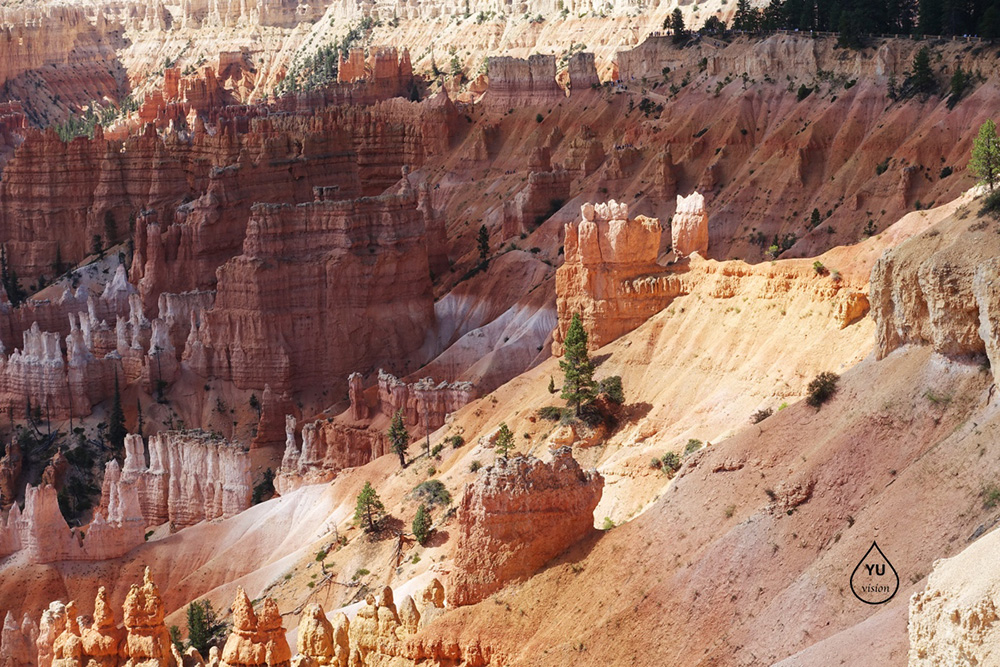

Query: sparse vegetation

[388,409,409,468]
[446,434,465,449]
[806,371,839,408]
[751,408,773,424]
[684,439,703,456]
[494,422,515,459]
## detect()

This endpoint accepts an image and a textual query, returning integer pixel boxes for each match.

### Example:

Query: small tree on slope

[559,313,596,416]
[354,481,386,532]
[388,409,409,468]
[970,119,1000,192]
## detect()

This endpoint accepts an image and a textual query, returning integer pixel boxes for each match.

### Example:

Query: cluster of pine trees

[717,0,1000,41]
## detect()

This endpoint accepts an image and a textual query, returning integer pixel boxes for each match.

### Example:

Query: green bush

[413,479,452,507]
[446,434,465,449]
[431,443,443,458]
[537,406,564,421]
[660,452,681,475]
[796,84,812,101]
[596,376,624,404]
[412,503,432,545]
[806,371,839,408]
[751,408,773,424]
[469,460,482,472]
[979,189,1000,218]
[684,439,703,456]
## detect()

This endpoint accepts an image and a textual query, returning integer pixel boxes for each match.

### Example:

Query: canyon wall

[276,416,388,494]
[449,447,604,607]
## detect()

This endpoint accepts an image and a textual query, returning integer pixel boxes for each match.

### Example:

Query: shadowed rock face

[449,447,603,607]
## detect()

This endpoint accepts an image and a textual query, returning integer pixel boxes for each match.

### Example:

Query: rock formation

[373,370,474,432]
[80,588,124,667]
[567,52,600,90]
[870,211,1000,367]
[501,151,571,239]
[449,447,603,606]
[553,200,682,353]
[1,610,38,667]
[187,190,437,395]
[671,191,709,257]
[116,432,252,529]
[0,440,22,510]
[36,603,65,667]
[122,569,177,667]
[219,590,289,667]
[276,417,388,495]
[484,55,563,106]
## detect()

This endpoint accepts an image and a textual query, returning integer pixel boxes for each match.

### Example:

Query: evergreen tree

[354,481,385,532]
[810,208,821,229]
[559,313,596,416]
[732,0,760,31]
[948,63,968,108]
[135,398,143,437]
[548,376,556,394]
[388,409,409,468]
[910,47,935,95]
[980,3,1000,38]
[670,8,688,43]
[412,503,432,545]
[477,225,490,260]
[108,373,127,461]
[494,422,514,459]
[92,234,104,259]
[970,119,1000,191]
[185,600,226,655]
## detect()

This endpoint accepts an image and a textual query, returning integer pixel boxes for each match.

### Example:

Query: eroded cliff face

[870,192,1000,368]
[449,447,603,607]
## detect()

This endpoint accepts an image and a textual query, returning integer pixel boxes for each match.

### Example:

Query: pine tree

[135,398,143,437]
[559,313,596,416]
[732,0,759,31]
[948,64,968,109]
[911,47,934,95]
[185,600,225,655]
[354,481,385,532]
[388,409,409,468]
[810,208,821,229]
[494,422,514,459]
[412,503,432,545]
[970,119,1000,191]
[477,225,490,260]
[548,376,556,394]
[670,8,688,43]
[108,373,127,461]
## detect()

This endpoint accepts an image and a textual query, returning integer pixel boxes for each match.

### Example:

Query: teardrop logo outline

[850,540,899,605]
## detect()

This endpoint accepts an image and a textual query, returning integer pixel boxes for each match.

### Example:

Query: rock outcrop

[80,588,124,667]
[373,370,474,432]
[0,440,22,510]
[1,610,38,667]
[501,155,571,239]
[909,527,1000,666]
[276,417,388,495]
[870,207,1000,366]
[484,56,563,106]
[0,481,143,564]
[121,569,177,667]
[449,447,603,606]
[219,590,289,667]
[671,191,709,257]
[553,200,680,353]
[116,432,252,529]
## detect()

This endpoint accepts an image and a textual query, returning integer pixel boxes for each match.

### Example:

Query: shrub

[469,460,482,472]
[684,439,703,456]
[939,166,953,179]
[806,371,839,408]
[660,452,681,474]
[650,457,663,469]
[875,157,890,175]
[982,484,1000,510]
[601,517,615,530]
[979,189,1000,218]
[796,84,812,101]
[751,408,773,424]
[812,261,826,275]
[535,113,544,123]
[537,406,564,421]
[315,548,327,562]
[431,443,443,458]
[413,479,452,507]
[251,468,275,505]
[412,503,432,545]
[596,376,624,404]
[446,434,465,449]
[352,568,370,581]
